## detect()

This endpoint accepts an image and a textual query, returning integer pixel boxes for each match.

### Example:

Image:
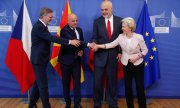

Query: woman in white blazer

[92,17,148,108]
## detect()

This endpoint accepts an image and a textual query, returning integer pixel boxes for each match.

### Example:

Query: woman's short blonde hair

[122,17,136,31]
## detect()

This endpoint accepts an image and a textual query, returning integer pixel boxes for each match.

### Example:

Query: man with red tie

[91,1,123,108]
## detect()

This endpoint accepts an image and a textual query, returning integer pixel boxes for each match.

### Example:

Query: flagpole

[102,88,106,102]
[28,90,30,103]
[21,90,30,104]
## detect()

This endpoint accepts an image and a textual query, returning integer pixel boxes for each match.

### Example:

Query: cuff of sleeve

[87,43,90,47]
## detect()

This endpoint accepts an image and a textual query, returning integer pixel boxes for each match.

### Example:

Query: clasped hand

[89,42,99,52]
[70,39,80,47]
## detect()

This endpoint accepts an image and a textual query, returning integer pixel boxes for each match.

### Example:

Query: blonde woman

[92,17,148,108]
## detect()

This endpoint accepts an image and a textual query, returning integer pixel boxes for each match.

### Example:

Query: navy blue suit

[29,20,69,108]
[92,15,123,107]
[58,25,84,107]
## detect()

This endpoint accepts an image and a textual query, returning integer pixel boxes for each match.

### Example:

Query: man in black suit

[29,8,80,108]
[58,13,84,108]
[92,1,123,108]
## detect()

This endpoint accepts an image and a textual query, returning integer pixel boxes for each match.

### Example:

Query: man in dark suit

[92,1,123,108]
[29,8,80,108]
[58,13,84,108]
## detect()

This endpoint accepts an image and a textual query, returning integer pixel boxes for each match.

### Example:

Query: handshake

[88,42,99,52]
[69,39,99,52]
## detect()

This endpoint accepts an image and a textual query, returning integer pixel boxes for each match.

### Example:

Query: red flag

[5,0,35,94]
[88,49,124,88]
[50,0,84,89]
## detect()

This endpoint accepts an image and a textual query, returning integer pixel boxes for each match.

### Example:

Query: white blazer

[105,33,148,66]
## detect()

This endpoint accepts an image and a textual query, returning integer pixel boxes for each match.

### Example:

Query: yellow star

[145,32,149,36]
[145,62,148,66]
[150,55,154,60]
[152,47,157,52]
[150,38,155,43]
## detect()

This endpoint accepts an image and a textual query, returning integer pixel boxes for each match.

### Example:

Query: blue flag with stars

[135,1,160,88]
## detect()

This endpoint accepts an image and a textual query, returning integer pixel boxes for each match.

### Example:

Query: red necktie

[107,20,111,40]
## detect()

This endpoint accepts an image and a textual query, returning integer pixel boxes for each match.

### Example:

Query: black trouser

[60,60,81,107]
[94,61,118,107]
[123,62,146,108]
[29,64,51,108]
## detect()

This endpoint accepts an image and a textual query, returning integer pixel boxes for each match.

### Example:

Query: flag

[5,0,35,94]
[88,50,124,79]
[88,50,124,88]
[135,1,160,88]
[50,0,84,89]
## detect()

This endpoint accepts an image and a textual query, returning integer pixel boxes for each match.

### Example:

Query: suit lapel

[38,20,49,33]
[111,16,117,40]
[100,17,109,41]
[76,28,83,40]
[67,25,77,39]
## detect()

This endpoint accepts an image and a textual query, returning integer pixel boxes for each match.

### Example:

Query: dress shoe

[74,105,82,108]
[94,106,101,108]
[65,105,71,108]
[29,105,37,108]
[109,105,118,108]
[33,105,37,108]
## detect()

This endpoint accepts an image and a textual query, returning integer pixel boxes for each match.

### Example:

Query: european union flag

[155,18,170,27]
[135,1,160,88]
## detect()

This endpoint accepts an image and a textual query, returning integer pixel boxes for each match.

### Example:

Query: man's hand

[116,54,122,62]
[91,44,99,52]
[70,39,80,47]
[88,42,96,49]
[88,42,99,52]
[78,50,83,57]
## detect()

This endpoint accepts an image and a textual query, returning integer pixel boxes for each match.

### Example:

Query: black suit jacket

[30,20,69,65]
[58,25,84,65]
[92,15,123,67]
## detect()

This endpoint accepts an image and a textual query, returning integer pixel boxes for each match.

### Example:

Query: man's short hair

[39,7,53,18]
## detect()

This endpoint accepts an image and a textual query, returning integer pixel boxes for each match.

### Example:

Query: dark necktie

[107,20,111,40]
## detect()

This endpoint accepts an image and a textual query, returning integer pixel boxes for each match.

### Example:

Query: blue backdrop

[0,0,180,98]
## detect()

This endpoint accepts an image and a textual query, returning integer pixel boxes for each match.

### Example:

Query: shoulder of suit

[134,33,143,39]
[33,20,44,30]
[118,33,124,38]
[113,15,123,20]
[94,16,104,21]
[61,24,69,31]
[76,27,82,31]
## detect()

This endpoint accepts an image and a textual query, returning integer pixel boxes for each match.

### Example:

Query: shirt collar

[39,19,47,27]
[105,15,113,22]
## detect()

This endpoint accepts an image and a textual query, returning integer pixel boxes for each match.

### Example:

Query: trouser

[60,60,81,107]
[123,62,146,108]
[29,64,50,108]
[94,61,118,107]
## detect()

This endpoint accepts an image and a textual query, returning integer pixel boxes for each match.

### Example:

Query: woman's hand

[129,54,141,63]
